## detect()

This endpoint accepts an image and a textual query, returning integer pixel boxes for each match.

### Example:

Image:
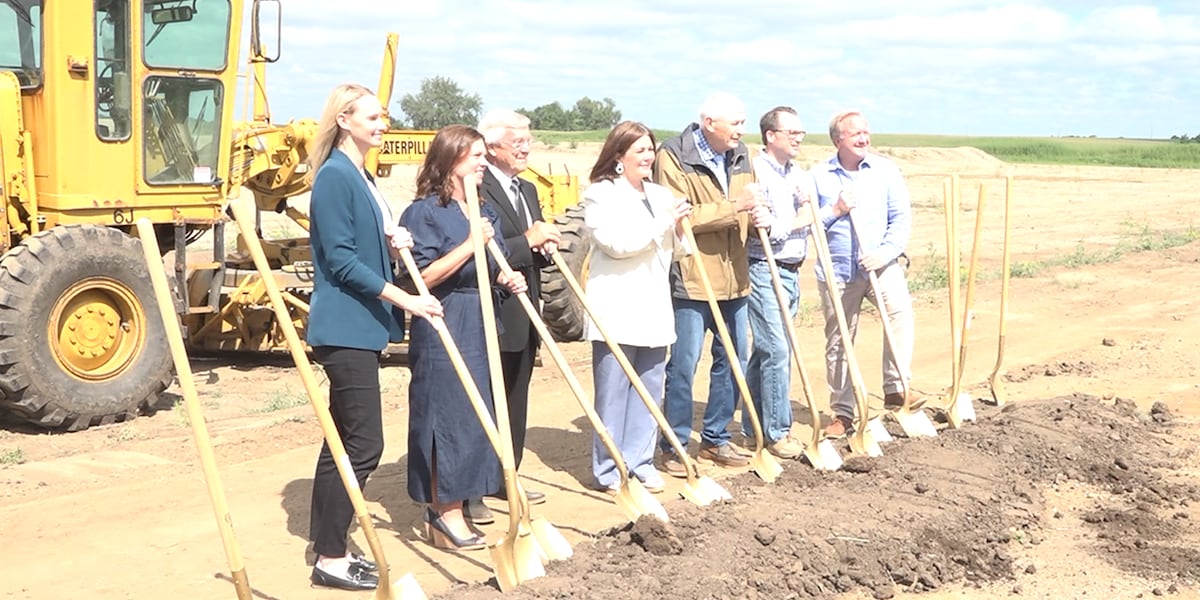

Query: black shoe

[310,563,378,591]
[348,552,376,573]
[463,497,495,525]
[424,507,486,551]
[488,488,546,505]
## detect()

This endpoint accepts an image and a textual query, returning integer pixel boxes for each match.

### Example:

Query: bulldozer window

[95,0,130,141]
[142,76,222,185]
[0,0,42,89]
[142,0,230,71]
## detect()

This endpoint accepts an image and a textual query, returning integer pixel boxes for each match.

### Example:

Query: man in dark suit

[465,109,561,524]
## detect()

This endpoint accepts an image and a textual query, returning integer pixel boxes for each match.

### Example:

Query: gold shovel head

[947,391,977,428]
[752,449,783,483]
[489,543,522,593]
[512,533,547,584]
[611,484,644,522]
[625,479,669,522]
[530,516,573,561]
[866,417,894,443]
[805,439,843,471]
[893,407,938,438]
[850,427,884,457]
[989,375,1008,407]
[391,572,428,600]
[697,475,733,502]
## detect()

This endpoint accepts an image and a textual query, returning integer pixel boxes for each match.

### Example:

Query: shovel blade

[611,485,644,522]
[530,517,573,561]
[697,475,732,502]
[392,573,428,600]
[490,543,522,593]
[512,534,547,583]
[989,376,1008,407]
[751,450,783,483]
[948,392,976,428]
[805,439,843,471]
[894,408,938,438]
[625,479,669,522]
[850,429,883,457]
[866,417,894,443]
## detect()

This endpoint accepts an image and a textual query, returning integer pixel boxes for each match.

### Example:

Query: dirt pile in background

[442,395,1198,599]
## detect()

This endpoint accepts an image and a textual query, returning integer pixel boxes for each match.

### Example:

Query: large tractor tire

[0,225,174,430]
[539,203,593,343]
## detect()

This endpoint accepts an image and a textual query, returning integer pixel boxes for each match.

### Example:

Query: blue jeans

[745,260,799,443]
[661,296,748,451]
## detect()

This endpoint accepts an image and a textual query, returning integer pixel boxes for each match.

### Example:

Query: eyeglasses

[501,138,532,151]
[771,129,806,141]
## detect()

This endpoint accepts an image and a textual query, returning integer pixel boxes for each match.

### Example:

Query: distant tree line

[1170,134,1200,143]
[516,98,621,131]
[390,76,622,131]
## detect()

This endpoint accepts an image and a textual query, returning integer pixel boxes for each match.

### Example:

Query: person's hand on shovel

[498,269,528,295]
[672,197,693,238]
[384,223,413,262]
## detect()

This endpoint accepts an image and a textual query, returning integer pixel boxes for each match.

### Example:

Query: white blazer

[582,177,690,347]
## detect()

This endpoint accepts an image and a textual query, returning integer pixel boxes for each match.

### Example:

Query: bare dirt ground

[2,144,1198,600]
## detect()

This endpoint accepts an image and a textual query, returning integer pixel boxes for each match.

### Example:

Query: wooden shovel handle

[136,219,252,600]
[485,240,634,485]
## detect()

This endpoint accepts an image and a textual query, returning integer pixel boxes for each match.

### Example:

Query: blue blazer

[307,149,405,351]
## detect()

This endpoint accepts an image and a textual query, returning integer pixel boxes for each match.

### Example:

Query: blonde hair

[828,110,863,143]
[304,83,376,185]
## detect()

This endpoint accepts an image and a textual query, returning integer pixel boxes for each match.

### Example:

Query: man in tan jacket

[653,92,767,475]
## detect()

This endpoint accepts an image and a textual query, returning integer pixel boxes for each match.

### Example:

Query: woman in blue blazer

[304,84,442,591]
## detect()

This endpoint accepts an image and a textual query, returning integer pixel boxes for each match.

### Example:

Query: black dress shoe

[463,497,495,525]
[488,488,546,505]
[310,563,378,591]
[348,552,376,572]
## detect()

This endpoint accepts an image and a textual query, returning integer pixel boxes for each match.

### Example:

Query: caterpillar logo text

[378,132,435,163]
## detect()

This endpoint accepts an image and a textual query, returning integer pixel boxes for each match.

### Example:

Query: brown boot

[823,415,853,439]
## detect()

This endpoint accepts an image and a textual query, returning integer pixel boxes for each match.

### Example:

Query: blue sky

[250,1,1200,139]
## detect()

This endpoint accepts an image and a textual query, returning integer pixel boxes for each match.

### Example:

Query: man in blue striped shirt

[744,106,813,458]
[810,110,915,438]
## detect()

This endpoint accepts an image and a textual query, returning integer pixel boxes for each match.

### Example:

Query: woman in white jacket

[583,121,692,493]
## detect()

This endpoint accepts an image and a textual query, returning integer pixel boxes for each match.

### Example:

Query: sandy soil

[1,145,1198,600]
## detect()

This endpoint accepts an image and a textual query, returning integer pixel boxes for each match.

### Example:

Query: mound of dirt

[439,395,1197,599]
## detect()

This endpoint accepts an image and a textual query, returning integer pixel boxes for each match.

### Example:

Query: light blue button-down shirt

[809,152,911,284]
[747,150,809,264]
[692,127,728,196]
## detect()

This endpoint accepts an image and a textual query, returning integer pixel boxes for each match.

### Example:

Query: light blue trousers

[591,342,667,489]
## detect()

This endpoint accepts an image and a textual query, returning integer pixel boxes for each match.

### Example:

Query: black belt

[752,258,803,272]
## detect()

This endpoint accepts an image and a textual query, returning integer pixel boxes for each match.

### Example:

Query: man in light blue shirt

[744,106,813,459]
[810,110,915,438]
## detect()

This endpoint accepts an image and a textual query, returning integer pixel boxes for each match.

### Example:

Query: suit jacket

[481,168,548,353]
[307,149,405,351]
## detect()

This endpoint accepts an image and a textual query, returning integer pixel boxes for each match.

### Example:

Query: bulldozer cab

[1,0,249,238]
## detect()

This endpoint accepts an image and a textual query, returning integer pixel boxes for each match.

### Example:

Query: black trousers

[309,346,384,558]
[500,330,536,468]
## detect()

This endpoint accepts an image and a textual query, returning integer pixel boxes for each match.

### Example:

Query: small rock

[1102,337,1117,347]
[1053,509,1064,519]
[1152,588,1164,597]
[842,456,874,473]
[1168,584,1179,594]
[915,483,930,494]
[754,526,776,546]
[1025,564,1038,574]
[1012,584,1024,594]
[872,586,895,600]
[1115,457,1130,470]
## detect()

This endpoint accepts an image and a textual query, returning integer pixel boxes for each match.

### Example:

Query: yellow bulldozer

[0,0,591,431]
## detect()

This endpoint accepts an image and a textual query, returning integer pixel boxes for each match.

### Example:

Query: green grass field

[533,129,1200,169]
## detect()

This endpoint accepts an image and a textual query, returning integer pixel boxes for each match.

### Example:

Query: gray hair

[697,92,744,123]
[477,109,531,145]
[828,110,864,142]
